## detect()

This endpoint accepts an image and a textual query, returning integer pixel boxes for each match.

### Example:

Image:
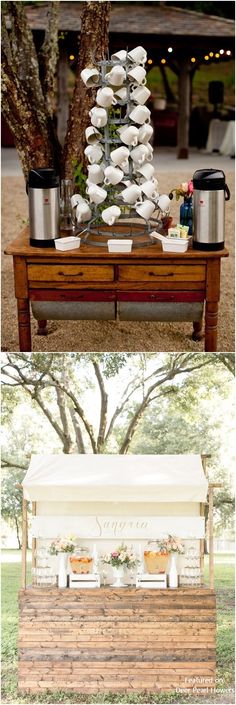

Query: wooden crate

[18,587,216,693]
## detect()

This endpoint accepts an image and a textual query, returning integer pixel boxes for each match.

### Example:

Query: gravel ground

[1,162,234,353]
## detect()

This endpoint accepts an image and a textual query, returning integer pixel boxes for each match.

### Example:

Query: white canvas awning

[23,454,208,503]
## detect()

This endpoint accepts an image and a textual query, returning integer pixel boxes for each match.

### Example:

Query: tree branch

[93,361,108,451]
[38,1,59,118]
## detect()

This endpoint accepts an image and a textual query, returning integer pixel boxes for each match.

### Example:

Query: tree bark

[15,516,22,550]
[93,361,108,451]
[1,1,62,178]
[63,1,111,178]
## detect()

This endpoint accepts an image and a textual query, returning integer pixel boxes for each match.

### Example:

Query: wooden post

[208,485,214,590]
[32,502,36,570]
[200,454,211,582]
[22,497,28,589]
[177,58,191,159]
[57,46,69,147]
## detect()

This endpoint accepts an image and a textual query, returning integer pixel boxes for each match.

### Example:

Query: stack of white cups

[77,47,170,227]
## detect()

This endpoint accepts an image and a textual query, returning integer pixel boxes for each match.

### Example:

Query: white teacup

[104,165,124,185]
[135,199,155,220]
[85,126,102,144]
[157,194,171,212]
[76,200,92,223]
[121,184,142,205]
[71,193,85,208]
[141,180,159,201]
[129,104,151,125]
[136,162,155,180]
[110,145,129,169]
[106,65,126,86]
[96,87,116,108]
[89,107,107,128]
[115,87,128,102]
[87,164,104,184]
[111,50,127,63]
[102,205,121,226]
[119,125,139,147]
[145,143,153,160]
[128,46,147,65]
[138,123,154,144]
[127,66,146,86]
[130,85,151,105]
[130,144,149,165]
[86,184,107,205]
[81,67,100,87]
[84,144,103,164]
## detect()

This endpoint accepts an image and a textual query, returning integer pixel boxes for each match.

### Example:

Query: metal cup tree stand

[77,50,171,248]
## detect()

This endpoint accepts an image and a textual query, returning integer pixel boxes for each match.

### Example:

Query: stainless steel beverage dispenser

[28,168,60,246]
[192,169,230,250]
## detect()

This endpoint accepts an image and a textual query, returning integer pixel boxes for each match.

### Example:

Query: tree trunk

[15,516,22,550]
[1,1,62,179]
[159,64,176,104]
[57,46,69,146]
[177,58,191,159]
[63,1,111,178]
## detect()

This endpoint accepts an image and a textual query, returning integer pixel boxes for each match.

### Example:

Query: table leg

[17,299,32,352]
[37,320,48,336]
[205,301,218,352]
[192,319,203,342]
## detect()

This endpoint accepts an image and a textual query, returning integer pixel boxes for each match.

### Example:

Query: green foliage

[72,160,87,198]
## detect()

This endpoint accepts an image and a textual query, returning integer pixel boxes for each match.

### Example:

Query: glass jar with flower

[49,535,77,588]
[101,544,138,587]
[169,181,193,234]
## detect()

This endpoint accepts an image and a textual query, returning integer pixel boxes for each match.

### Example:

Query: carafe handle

[224,184,230,201]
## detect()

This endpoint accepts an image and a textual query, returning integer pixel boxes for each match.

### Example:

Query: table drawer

[28,264,114,283]
[118,264,206,282]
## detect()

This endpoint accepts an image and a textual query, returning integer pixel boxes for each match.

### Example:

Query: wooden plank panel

[18,587,216,693]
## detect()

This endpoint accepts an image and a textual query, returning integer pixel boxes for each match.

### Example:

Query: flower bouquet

[164,535,185,554]
[101,544,138,586]
[168,181,193,201]
[49,535,77,555]
[101,543,138,569]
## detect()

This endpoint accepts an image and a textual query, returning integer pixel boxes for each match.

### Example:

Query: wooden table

[5,226,229,352]
[18,586,216,694]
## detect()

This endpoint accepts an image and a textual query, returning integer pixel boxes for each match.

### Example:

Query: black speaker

[208,81,224,105]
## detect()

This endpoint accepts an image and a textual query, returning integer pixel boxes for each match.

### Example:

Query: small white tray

[55,236,81,251]
[162,237,189,253]
[107,239,133,253]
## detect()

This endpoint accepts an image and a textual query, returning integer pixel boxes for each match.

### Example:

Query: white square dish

[162,237,189,253]
[54,237,81,251]
[107,239,133,253]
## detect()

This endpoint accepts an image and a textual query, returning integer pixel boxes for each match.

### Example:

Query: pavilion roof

[25,2,235,38]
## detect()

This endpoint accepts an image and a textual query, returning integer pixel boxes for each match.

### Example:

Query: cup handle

[108,217,115,226]
[104,177,110,185]
[132,137,138,146]
[112,97,117,105]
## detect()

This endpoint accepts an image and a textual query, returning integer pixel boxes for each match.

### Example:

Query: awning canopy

[23,454,208,503]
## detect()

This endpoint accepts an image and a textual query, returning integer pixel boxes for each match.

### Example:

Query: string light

[69,54,75,61]
[215,53,220,58]
[226,50,232,56]
[204,55,209,61]
[161,58,166,64]
[219,49,224,55]
[147,59,153,65]
[167,47,173,53]
[191,57,196,63]
[209,52,214,58]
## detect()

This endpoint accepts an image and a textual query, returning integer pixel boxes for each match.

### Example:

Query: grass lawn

[1,552,235,704]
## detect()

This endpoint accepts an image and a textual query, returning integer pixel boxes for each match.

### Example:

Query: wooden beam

[32,502,36,570]
[22,497,28,589]
[200,502,205,583]
[208,486,214,590]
